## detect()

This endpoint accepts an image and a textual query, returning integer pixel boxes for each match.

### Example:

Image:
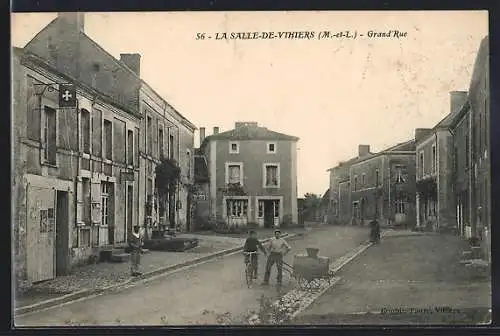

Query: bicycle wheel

[245,262,253,288]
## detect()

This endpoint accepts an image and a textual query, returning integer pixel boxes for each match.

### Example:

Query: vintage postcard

[11,11,491,326]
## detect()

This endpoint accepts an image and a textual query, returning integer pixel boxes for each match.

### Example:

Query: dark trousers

[244,253,259,277]
[263,252,283,284]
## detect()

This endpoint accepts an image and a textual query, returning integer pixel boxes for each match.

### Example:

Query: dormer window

[229,141,239,154]
[267,142,277,154]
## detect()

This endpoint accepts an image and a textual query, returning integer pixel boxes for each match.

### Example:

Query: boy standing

[262,229,291,286]
[243,230,267,279]
[129,225,144,276]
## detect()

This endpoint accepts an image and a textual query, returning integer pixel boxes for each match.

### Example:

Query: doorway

[55,190,70,276]
[263,200,279,228]
[186,193,192,232]
[126,185,133,240]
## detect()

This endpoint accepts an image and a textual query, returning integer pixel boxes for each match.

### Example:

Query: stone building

[129,61,197,236]
[449,36,490,260]
[415,91,468,232]
[195,122,299,228]
[328,141,416,228]
[11,12,196,290]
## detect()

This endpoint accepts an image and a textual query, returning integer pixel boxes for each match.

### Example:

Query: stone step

[110,253,131,263]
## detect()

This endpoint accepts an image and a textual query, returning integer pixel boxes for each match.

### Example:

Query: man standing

[262,229,291,286]
[129,225,144,276]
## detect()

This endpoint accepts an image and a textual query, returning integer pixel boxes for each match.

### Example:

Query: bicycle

[243,251,259,288]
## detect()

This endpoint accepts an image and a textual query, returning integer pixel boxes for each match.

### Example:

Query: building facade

[328,142,416,228]
[196,122,299,228]
[449,36,490,261]
[12,13,196,290]
[415,91,468,232]
[133,71,196,236]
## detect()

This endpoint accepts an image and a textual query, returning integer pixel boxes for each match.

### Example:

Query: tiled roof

[328,139,415,171]
[204,125,299,143]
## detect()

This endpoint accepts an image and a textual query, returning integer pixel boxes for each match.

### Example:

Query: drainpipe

[435,131,439,232]
[387,157,391,227]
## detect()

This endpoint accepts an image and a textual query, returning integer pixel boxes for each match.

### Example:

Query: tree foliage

[155,158,181,197]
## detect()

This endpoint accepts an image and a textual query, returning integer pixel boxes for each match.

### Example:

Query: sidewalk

[294,233,491,325]
[15,230,300,310]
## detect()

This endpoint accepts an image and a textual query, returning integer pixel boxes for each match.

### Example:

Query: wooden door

[26,185,55,283]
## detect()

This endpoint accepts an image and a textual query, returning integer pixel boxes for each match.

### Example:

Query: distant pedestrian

[262,229,291,286]
[129,225,144,276]
[370,218,380,243]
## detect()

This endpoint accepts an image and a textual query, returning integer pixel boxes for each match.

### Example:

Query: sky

[11,11,488,197]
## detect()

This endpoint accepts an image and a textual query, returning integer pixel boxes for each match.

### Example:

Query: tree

[303,193,322,221]
[154,158,181,230]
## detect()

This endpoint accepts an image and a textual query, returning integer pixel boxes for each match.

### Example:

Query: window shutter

[91,181,102,225]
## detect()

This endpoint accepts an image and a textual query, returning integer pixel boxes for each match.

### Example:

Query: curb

[15,232,301,316]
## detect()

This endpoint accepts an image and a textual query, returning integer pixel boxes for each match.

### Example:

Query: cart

[282,247,337,291]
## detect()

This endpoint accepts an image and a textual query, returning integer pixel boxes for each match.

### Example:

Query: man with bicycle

[243,230,267,279]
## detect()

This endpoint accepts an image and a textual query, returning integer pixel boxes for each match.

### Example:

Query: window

[134,127,139,166]
[81,109,91,154]
[146,116,152,155]
[43,106,57,164]
[361,173,365,186]
[101,182,111,226]
[274,201,280,217]
[465,135,469,168]
[229,141,239,154]
[103,120,112,161]
[226,199,248,218]
[169,134,174,159]
[375,169,380,186]
[353,176,358,191]
[187,150,191,179]
[267,142,277,154]
[332,201,338,216]
[264,164,279,187]
[258,200,264,217]
[395,199,405,214]
[395,165,405,183]
[431,145,437,173]
[159,127,164,159]
[419,152,424,178]
[226,164,242,185]
[127,130,134,166]
[82,178,91,225]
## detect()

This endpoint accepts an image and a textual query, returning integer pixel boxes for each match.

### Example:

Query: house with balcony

[195,122,299,228]
[328,141,416,228]
[415,91,468,232]
[12,13,144,289]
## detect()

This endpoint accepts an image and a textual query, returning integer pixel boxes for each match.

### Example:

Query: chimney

[358,145,370,157]
[120,53,141,76]
[415,128,433,142]
[58,12,85,33]
[199,127,206,144]
[450,91,468,115]
[213,127,219,135]
[235,121,258,128]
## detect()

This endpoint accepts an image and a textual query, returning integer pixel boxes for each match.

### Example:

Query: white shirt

[268,237,290,254]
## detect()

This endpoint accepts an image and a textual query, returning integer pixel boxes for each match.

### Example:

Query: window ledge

[42,162,59,169]
[264,185,280,189]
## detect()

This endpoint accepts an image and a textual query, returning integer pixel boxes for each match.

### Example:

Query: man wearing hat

[262,228,291,286]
